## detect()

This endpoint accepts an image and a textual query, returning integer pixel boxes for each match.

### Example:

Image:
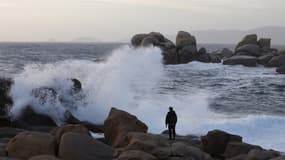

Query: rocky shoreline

[131,31,285,74]
[0,79,284,159]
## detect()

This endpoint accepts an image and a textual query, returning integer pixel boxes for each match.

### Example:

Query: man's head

[169,107,173,111]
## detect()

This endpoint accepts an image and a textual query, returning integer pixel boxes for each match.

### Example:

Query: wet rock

[201,130,242,156]
[131,34,148,47]
[223,56,257,67]
[197,54,211,63]
[270,156,285,160]
[141,36,160,47]
[276,65,285,74]
[235,44,261,57]
[6,131,56,159]
[176,31,196,50]
[223,142,262,158]
[0,78,13,116]
[11,106,57,132]
[220,48,234,59]
[210,55,222,63]
[162,48,179,64]
[28,155,60,160]
[59,132,113,160]
[198,47,207,55]
[104,108,148,147]
[50,124,90,144]
[0,116,10,127]
[178,45,197,63]
[257,54,274,65]
[267,55,285,67]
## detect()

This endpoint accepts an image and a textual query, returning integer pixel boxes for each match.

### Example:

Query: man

[165,107,177,140]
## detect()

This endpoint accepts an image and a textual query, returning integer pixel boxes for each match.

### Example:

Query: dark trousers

[168,124,176,140]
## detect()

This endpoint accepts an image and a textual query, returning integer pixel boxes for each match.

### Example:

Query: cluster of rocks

[131,31,226,64]
[223,34,285,74]
[131,31,285,74]
[0,102,284,160]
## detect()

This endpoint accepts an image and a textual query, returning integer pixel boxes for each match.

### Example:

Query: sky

[0,0,284,42]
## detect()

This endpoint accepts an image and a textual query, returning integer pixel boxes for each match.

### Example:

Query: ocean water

[1,42,285,151]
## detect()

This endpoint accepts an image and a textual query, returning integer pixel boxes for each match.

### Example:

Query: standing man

[165,107,177,140]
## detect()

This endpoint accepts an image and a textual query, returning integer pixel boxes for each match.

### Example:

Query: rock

[258,38,271,49]
[0,116,10,127]
[257,54,274,65]
[236,34,258,49]
[178,45,197,63]
[0,157,21,160]
[50,124,90,144]
[235,44,261,57]
[104,108,148,147]
[197,54,211,63]
[246,149,279,160]
[276,65,285,74]
[0,127,25,139]
[270,156,285,160]
[149,32,165,42]
[0,78,13,116]
[28,155,60,160]
[210,55,222,63]
[6,131,56,159]
[228,154,248,160]
[116,150,158,160]
[267,55,285,67]
[223,55,258,67]
[201,130,242,156]
[278,49,285,55]
[131,34,148,47]
[220,48,234,59]
[176,31,196,50]
[198,47,207,55]
[59,132,113,160]
[11,106,57,132]
[223,142,262,158]
[141,36,160,47]
[162,49,179,64]
[122,132,211,160]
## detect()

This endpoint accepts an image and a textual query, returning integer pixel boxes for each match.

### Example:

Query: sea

[0,42,285,151]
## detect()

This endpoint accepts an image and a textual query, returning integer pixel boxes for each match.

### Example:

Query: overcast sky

[0,0,284,42]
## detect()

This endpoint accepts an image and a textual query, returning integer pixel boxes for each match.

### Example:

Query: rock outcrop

[0,78,13,116]
[6,131,56,159]
[59,132,113,160]
[104,108,148,147]
[223,56,258,67]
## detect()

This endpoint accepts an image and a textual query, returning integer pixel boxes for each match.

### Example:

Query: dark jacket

[165,111,177,125]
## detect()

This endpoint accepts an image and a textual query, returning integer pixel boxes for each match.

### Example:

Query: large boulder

[162,48,179,64]
[235,44,261,57]
[197,54,211,63]
[6,131,56,159]
[59,132,113,160]
[131,34,148,47]
[236,34,258,49]
[276,65,285,74]
[258,38,271,49]
[220,48,234,59]
[104,108,148,147]
[50,124,90,144]
[0,116,10,127]
[116,150,158,160]
[258,54,274,65]
[176,31,197,50]
[223,142,262,158]
[223,56,258,67]
[201,130,242,156]
[267,55,285,67]
[178,45,198,63]
[0,78,13,116]
[28,155,60,160]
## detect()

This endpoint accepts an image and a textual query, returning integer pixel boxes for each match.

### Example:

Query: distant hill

[166,26,285,45]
